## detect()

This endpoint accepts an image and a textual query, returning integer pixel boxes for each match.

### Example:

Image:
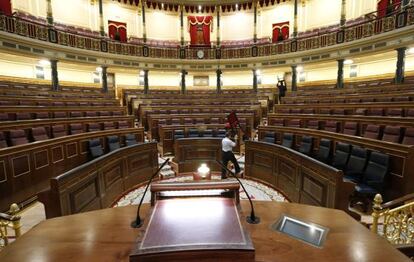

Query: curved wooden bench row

[158,124,245,156]
[140,104,262,127]
[0,127,144,212]
[244,140,354,213]
[38,142,158,218]
[147,113,255,140]
[0,105,127,116]
[0,95,119,106]
[274,102,414,113]
[282,90,414,104]
[267,114,414,129]
[0,116,134,132]
[257,126,414,201]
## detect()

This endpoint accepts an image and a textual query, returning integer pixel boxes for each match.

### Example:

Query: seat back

[118,121,129,129]
[0,131,8,148]
[216,129,226,138]
[124,134,137,146]
[202,129,213,137]
[298,136,313,155]
[70,111,82,118]
[306,120,320,130]
[53,111,67,118]
[52,125,67,138]
[103,122,115,130]
[210,118,220,124]
[362,152,390,192]
[31,127,49,141]
[281,133,294,148]
[402,127,414,145]
[331,142,351,170]
[343,122,358,136]
[107,135,120,152]
[346,146,368,174]
[174,130,185,140]
[382,126,401,143]
[88,123,101,132]
[262,131,275,143]
[70,124,84,135]
[363,125,381,140]
[9,129,29,146]
[324,121,339,132]
[89,139,104,158]
[35,112,49,119]
[16,112,31,120]
[315,139,332,163]
[188,128,199,137]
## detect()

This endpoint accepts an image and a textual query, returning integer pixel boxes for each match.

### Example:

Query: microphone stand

[131,158,170,228]
[216,160,260,224]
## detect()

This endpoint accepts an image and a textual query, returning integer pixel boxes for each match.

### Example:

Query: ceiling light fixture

[39,59,50,67]
[198,5,202,11]
[344,59,354,65]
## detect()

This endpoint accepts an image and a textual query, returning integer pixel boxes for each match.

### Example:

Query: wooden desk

[0,201,410,262]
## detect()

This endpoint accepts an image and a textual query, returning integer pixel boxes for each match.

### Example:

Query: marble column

[180,69,187,94]
[291,65,297,91]
[340,0,346,27]
[98,0,105,36]
[46,0,53,25]
[293,0,298,37]
[336,59,344,89]
[50,59,59,91]
[253,1,258,43]
[395,47,406,84]
[142,0,147,43]
[216,5,221,47]
[101,66,108,93]
[216,68,222,93]
[253,69,258,92]
[143,69,149,94]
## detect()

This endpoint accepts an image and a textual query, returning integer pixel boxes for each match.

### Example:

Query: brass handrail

[0,204,21,249]
[371,194,414,245]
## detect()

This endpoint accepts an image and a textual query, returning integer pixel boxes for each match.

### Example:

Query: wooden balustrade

[0,105,127,116]
[274,102,414,113]
[0,128,144,212]
[38,142,158,219]
[257,126,414,201]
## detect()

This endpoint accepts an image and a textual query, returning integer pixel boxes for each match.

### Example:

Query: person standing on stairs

[221,131,241,179]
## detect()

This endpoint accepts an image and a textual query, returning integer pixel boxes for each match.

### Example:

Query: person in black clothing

[277,79,287,104]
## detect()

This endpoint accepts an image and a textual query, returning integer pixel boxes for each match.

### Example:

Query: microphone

[131,158,170,228]
[215,160,260,224]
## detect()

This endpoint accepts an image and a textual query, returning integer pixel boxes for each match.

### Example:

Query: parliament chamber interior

[0,0,414,261]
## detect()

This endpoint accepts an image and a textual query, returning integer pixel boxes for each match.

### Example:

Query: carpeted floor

[113,175,288,207]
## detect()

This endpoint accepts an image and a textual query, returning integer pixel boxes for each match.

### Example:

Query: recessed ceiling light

[236,4,239,9]
[198,5,202,11]
[344,59,354,65]
[39,59,50,66]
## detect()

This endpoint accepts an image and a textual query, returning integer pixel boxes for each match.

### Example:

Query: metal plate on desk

[272,214,329,248]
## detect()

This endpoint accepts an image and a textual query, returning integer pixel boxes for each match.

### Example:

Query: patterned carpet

[114,175,288,207]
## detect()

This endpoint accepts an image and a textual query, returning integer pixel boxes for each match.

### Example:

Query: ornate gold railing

[372,194,414,245]
[0,204,21,250]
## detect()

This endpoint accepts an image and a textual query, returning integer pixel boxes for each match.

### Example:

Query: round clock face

[197,50,204,59]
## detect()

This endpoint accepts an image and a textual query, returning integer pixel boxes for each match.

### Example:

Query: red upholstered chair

[290,109,302,114]
[269,119,284,126]
[69,124,84,135]
[52,102,65,107]
[406,109,414,117]
[16,112,32,120]
[31,127,49,142]
[386,108,403,117]
[66,102,78,107]
[201,109,210,114]
[85,111,97,117]
[157,119,166,126]
[0,113,9,121]
[104,122,115,130]
[324,121,339,132]
[343,122,358,136]
[19,100,36,106]
[280,109,290,114]
[171,118,180,125]
[99,111,110,117]
[170,110,179,115]
[87,123,101,132]
[52,125,67,138]
[0,132,8,148]
[302,108,315,114]
[184,118,193,125]
[375,97,392,102]
[9,130,29,146]
[79,102,89,107]
[402,128,414,145]
[192,109,201,114]
[210,118,220,124]
[288,119,301,128]
[117,121,129,129]
[35,112,49,119]
[319,109,331,115]
[348,98,361,103]
[70,111,82,118]
[393,96,410,102]
[53,111,67,118]
[367,109,384,116]
[382,126,402,143]
[112,111,123,116]
[181,109,190,114]
[195,118,205,124]
[332,109,345,115]
[354,108,367,116]
[361,98,374,103]
[363,125,381,140]
[0,101,16,105]
[306,120,320,130]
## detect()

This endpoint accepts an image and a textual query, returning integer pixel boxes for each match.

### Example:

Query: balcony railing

[0,5,413,60]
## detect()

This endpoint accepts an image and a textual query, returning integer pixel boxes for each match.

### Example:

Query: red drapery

[108,20,127,42]
[377,0,401,18]
[188,16,213,46]
[0,0,12,15]
[272,21,289,43]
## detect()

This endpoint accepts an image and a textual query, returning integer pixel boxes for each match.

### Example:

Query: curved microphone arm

[131,158,170,228]
[215,160,260,224]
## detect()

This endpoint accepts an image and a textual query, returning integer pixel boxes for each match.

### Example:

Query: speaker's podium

[129,179,255,262]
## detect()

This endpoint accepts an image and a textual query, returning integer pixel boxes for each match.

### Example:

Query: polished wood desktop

[0,201,410,262]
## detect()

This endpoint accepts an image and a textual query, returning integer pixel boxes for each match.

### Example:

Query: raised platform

[0,201,410,262]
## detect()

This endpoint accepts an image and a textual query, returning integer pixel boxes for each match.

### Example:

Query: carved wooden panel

[80,140,88,155]
[11,155,30,177]
[66,142,78,158]
[51,146,64,163]
[103,164,122,189]
[300,172,327,207]
[34,150,49,170]
[279,160,296,184]
[0,160,6,183]
[70,176,100,214]
[128,153,151,171]
[183,148,217,161]
[252,153,272,169]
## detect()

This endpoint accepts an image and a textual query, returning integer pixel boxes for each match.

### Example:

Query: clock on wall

[197,50,204,59]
